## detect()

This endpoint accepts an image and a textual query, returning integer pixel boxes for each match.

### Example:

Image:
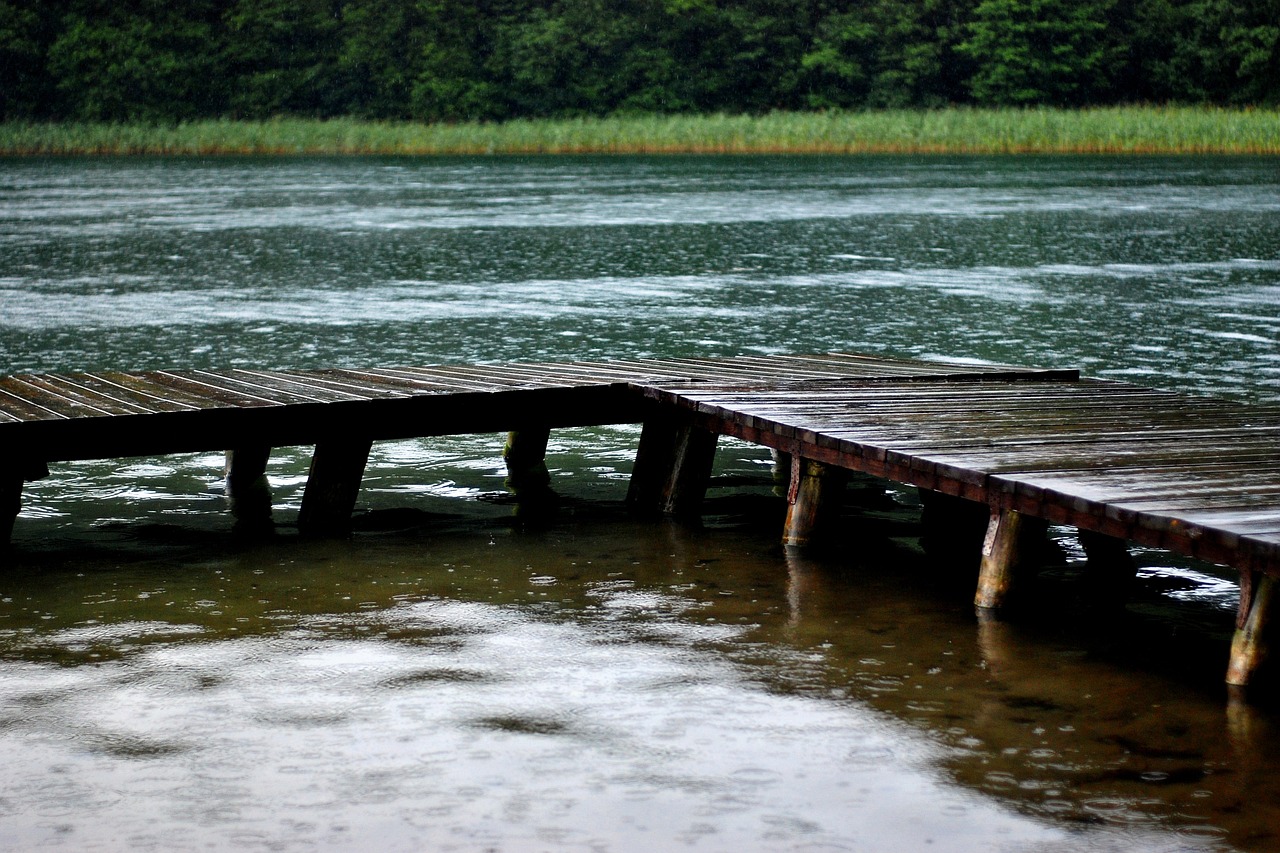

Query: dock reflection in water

[1,485,1276,852]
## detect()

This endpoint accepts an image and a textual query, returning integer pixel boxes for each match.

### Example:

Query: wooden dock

[2,352,1278,688]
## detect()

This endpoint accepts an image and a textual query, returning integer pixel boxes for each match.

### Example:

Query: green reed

[3,107,1278,156]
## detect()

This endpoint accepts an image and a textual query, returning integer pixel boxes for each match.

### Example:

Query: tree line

[2,0,1277,122]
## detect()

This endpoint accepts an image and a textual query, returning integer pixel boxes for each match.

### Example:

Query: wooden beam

[626,414,718,519]
[503,428,552,489]
[1078,529,1137,599]
[298,437,372,538]
[1,473,20,547]
[224,445,273,535]
[1227,571,1277,687]
[919,489,990,565]
[782,458,847,548]
[1,461,48,548]
[975,508,1049,611]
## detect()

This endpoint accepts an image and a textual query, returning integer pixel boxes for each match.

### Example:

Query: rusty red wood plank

[40,374,164,415]
[75,372,209,411]
[0,379,73,421]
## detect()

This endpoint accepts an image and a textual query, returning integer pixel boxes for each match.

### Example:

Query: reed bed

[3,107,1278,156]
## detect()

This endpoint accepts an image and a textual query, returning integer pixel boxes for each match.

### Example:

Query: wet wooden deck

[3,352,1279,686]
[642,374,1280,574]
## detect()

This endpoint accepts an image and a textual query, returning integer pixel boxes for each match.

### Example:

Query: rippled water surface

[2,155,1280,851]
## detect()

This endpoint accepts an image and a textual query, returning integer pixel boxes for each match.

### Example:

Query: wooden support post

[1,473,21,548]
[298,437,372,538]
[1227,571,1277,688]
[503,428,552,490]
[843,470,890,509]
[974,508,1049,611]
[771,449,793,499]
[1078,529,1137,599]
[626,415,718,519]
[782,458,847,549]
[2,461,48,548]
[919,489,990,565]
[224,446,273,536]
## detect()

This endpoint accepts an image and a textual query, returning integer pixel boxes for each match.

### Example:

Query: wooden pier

[2,353,1279,689]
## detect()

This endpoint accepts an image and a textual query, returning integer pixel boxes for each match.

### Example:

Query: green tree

[1192,0,1280,103]
[801,9,877,108]
[1108,0,1203,102]
[409,0,506,121]
[339,0,427,118]
[0,0,67,118]
[224,0,345,117]
[490,0,667,116]
[867,0,974,106]
[958,0,1121,105]
[46,0,226,121]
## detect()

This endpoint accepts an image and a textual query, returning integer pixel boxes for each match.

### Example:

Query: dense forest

[2,0,1278,122]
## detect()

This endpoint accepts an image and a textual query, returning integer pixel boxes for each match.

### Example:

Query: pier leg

[974,509,1049,611]
[782,459,847,549]
[503,428,556,523]
[503,429,552,490]
[1227,571,1278,688]
[771,449,792,499]
[1,474,20,547]
[1079,529,1137,599]
[224,446,274,536]
[298,437,372,538]
[1,461,48,548]
[626,415,718,519]
[919,489,990,565]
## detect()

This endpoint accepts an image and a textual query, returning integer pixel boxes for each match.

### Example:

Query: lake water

[1,155,1279,851]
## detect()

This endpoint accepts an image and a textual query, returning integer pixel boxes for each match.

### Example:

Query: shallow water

[2,155,1280,851]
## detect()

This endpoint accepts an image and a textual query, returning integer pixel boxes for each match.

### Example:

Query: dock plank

[2,351,1279,581]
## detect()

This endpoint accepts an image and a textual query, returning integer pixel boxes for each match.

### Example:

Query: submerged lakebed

[2,155,1280,850]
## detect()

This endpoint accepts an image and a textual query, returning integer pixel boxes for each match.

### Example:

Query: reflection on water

[3,506,1274,852]
[2,155,1280,850]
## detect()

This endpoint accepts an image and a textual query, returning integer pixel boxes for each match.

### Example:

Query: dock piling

[1079,529,1137,599]
[975,509,1049,611]
[1,475,20,547]
[503,428,552,490]
[782,459,847,548]
[224,446,274,535]
[919,489,990,564]
[1228,571,1277,687]
[298,437,372,538]
[1,461,48,548]
[627,414,718,518]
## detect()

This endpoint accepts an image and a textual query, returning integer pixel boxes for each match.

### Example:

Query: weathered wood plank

[39,374,166,414]
[0,381,73,421]
[98,371,245,410]
[221,370,373,403]
[75,372,208,411]
[6,375,137,417]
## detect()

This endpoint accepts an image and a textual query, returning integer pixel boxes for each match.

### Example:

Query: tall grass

[3,107,1278,156]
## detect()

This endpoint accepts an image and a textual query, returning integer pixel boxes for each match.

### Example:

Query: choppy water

[1,155,1279,851]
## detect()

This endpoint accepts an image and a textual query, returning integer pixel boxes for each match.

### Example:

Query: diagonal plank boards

[652,375,1280,572]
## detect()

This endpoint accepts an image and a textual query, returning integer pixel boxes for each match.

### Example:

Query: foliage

[957,0,1122,105]
[46,0,226,121]
[5,0,1280,122]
